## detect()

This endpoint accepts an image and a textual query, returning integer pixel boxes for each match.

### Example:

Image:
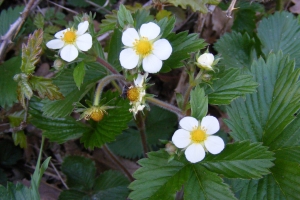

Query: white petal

[76,33,92,51]
[76,21,89,35]
[140,22,160,40]
[122,28,139,47]
[60,45,78,62]
[172,129,191,148]
[152,39,172,60]
[46,39,64,49]
[55,28,68,39]
[204,136,225,154]
[179,116,199,131]
[201,116,219,135]
[197,53,214,66]
[142,54,162,73]
[119,48,139,69]
[185,144,205,163]
[134,73,145,86]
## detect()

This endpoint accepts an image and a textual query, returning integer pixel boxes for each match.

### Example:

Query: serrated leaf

[156,16,175,38]
[41,62,106,118]
[133,9,153,30]
[257,11,300,69]
[190,85,208,119]
[204,67,258,105]
[21,29,43,74]
[214,31,256,71]
[0,57,21,108]
[184,165,235,200]
[92,170,130,200]
[108,105,177,159]
[107,28,122,72]
[30,76,64,100]
[80,91,132,149]
[98,10,118,35]
[73,62,85,90]
[128,150,190,200]
[162,31,206,73]
[29,98,88,144]
[201,141,274,179]
[117,4,134,28]
[0,6,24,36]
[61,156,96,191]
[58,190,89,200]
[33,13,44,29]
[167,0,220,13]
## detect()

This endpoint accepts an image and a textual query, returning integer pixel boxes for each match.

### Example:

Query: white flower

[119,22,172,73]
[46,21,92,62]
[172,116,225,163]
[197,53,214,71]
[127,73,148,116]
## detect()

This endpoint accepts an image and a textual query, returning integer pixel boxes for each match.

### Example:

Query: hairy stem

[182,85,194,114]
[136,112,148,157]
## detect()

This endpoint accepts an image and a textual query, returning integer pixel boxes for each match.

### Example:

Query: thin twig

[102,144,134,181]
[0,0,42,60]
[85,0,111,13]
[136,112,148,158]
[47,0,79,15]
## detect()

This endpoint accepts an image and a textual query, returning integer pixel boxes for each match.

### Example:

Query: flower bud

[165,142,177,155]
[196,53,214,71]
[53,59,64,71]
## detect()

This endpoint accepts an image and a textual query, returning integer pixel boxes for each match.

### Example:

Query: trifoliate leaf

[108,105,177,159]
[257,11,300,69]
[92,170,130,200]
[0,6,24,36]
[30,76,64,100]
[80,91,132,149]
[205,67,258,105]
[201,141,274,179]
[98,10,118,35]
[41,62,106,118]
[184,165,235,200]
[73,62,85,90]
[190,85,208,119]
[29,98,88,144]
[21,29,43,74]
[0,57,21,108]
[214,31,256,71]
[128,150,190,200]
[162,31,206,73]
[167,0,220,13]
[117,4,134,28]
[61,156,96,191]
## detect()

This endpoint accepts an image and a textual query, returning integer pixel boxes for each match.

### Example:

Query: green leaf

[92,170,130,200]
[0,140,22,166]
[80,91,132,149]
[108,105,177,159]
[184,165,235,200]
[156,16,176,38]
[41,62,106,117]
[61,156,96,191]
[30,76,64,100]
[204,67,258,105]
[59,190,90,200]
[17,79,33,109]
[107,28,122,72]
[162,31,206,73]
[129,150,190,200]
[73,62,85,90]
[190,85,207,119]
[214,31,256,71]
[0,57,21,108]
[0,182,31,200]
[33,13,44,29]
[257,11,300,69]
[201,141,274,179]
[117,4,134,28]
[0,6,24,36]
[133,9,153,30]
[8,110,27,148]
[29,98,88,143]
[168,0,220,13]
[21,29,43,74]
[226,53,300,143]
[98,10,118,35]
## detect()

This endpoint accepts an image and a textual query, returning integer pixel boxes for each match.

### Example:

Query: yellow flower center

[63,30,76,44]
[90,110,104,122]
[134,37,152,57]
[190,128,207,143]
[127,87,140,102]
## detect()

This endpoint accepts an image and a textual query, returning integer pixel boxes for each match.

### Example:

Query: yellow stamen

[127,87,140,102]
[134,37,152,57]
[191,128,207,143]
[63,30,76,44]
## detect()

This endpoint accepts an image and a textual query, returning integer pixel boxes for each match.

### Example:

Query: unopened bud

[53,59,64,71]
[196,53,214,71]
[165,142,177,155]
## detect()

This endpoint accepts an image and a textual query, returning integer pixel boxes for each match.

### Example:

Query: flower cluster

[119,22,172,73]
[46,21,92,62]
[172,116,225,163]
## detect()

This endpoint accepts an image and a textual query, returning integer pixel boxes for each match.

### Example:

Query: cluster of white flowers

[172,116,225,163]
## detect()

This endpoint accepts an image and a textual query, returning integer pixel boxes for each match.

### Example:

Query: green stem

[96,57,120,75]
[93,74,125,106]
[146,97,184,118]
[34,136,45,186]
[275,0,284,11]
[136,112,148,158]
[182,85,194,113]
